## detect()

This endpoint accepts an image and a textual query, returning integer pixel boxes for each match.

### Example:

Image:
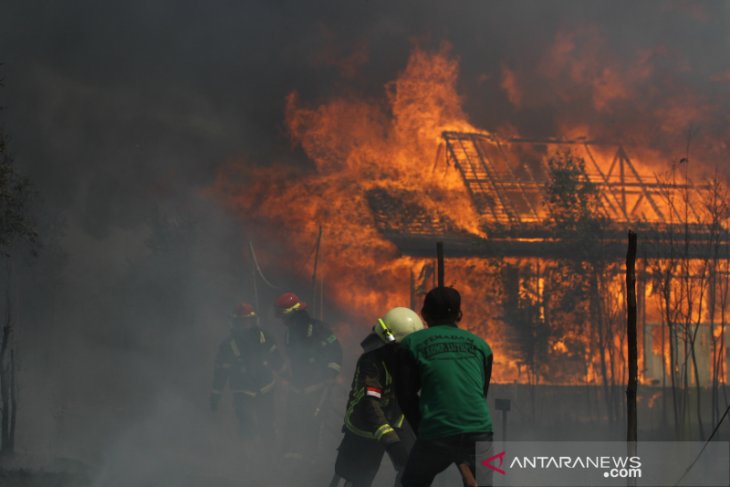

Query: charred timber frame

[370,131,730,260]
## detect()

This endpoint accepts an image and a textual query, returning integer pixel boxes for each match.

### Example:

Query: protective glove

[209,393,220,412]
[386,441,410,471]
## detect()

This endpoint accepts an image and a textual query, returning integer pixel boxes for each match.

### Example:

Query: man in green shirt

[396,286,494,487]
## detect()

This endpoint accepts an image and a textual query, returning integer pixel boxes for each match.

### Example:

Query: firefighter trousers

[232,389,275,442]
[334,428,414,487]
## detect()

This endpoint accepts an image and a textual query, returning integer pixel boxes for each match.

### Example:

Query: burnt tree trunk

[663,272,680,436]
[0,326,8,453]
[0,297,13,455]
[690,259,709,439]
[689,340,705,439]
[591,271,612,424]
[311,225,323,319]
[0,259,18,457]
[626,231,638,485]
[8,347,15,452]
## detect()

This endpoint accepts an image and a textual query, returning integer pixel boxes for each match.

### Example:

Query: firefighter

[210,302,282,445]
[274,292,343,461]
[396,287,494,487]
[331,307,424,487]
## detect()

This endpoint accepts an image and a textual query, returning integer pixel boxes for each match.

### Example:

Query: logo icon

[482,451,507,475]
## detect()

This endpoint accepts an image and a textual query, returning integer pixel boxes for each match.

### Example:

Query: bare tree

[0,76,37,454]
[543,149,625,423]
[647,166,684,436]
[702,175,730,428]
[646,163,730,439]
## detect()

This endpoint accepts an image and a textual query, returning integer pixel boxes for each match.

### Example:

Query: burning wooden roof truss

[368,131,730,259]
[443,131,694,231]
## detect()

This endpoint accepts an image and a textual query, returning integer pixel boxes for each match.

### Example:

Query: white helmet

[375,307,424,343]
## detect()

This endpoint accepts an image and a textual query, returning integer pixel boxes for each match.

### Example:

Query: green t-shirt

[400,324,493,439]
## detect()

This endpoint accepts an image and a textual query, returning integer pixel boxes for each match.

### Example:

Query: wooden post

[495,398,511,442]
[436,242,444,287]
[626,230,638,484]
[248,241,261,327]
[435,240,476,486]
[409,269,416,310]
[311,225,323,317]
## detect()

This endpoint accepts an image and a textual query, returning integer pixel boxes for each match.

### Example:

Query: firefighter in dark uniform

[274,292,343,462]
[210,302,282,444]
[331,307,424,487]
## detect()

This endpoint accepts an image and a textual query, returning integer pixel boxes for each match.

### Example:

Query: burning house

[5,3,730,486]
[363,129,730,434]
[214,46,730,435]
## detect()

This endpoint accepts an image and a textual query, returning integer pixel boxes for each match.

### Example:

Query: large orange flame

[210,44,729,386]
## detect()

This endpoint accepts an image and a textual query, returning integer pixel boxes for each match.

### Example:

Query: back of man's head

[421,286,462,325]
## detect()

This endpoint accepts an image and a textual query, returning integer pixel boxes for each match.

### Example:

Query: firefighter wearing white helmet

[330,307,424,487]
[375,307,424,344]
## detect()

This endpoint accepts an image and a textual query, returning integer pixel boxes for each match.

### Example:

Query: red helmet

[232,302,256,319]
[274,292,307,315]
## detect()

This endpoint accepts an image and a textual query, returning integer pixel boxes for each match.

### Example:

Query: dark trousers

[334,428,414,487]
[401,432,493,487]
[232,390,275,441]
[334,432,386,487]
[284,386,326,457]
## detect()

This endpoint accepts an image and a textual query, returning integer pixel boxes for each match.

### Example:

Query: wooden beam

[626,230,638,483]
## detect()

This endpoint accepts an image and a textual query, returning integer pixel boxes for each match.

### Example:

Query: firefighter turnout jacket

[285,312,342,388]
[212,325,282,399]
[343,334,404,446]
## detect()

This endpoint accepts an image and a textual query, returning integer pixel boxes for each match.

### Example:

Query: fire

[212,46,517,375]
[210,43,730,388]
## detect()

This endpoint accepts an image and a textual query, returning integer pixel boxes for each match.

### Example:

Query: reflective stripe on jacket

[343,338,402,446]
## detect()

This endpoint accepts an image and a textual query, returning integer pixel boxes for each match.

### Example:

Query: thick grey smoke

[0,1,729,485]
